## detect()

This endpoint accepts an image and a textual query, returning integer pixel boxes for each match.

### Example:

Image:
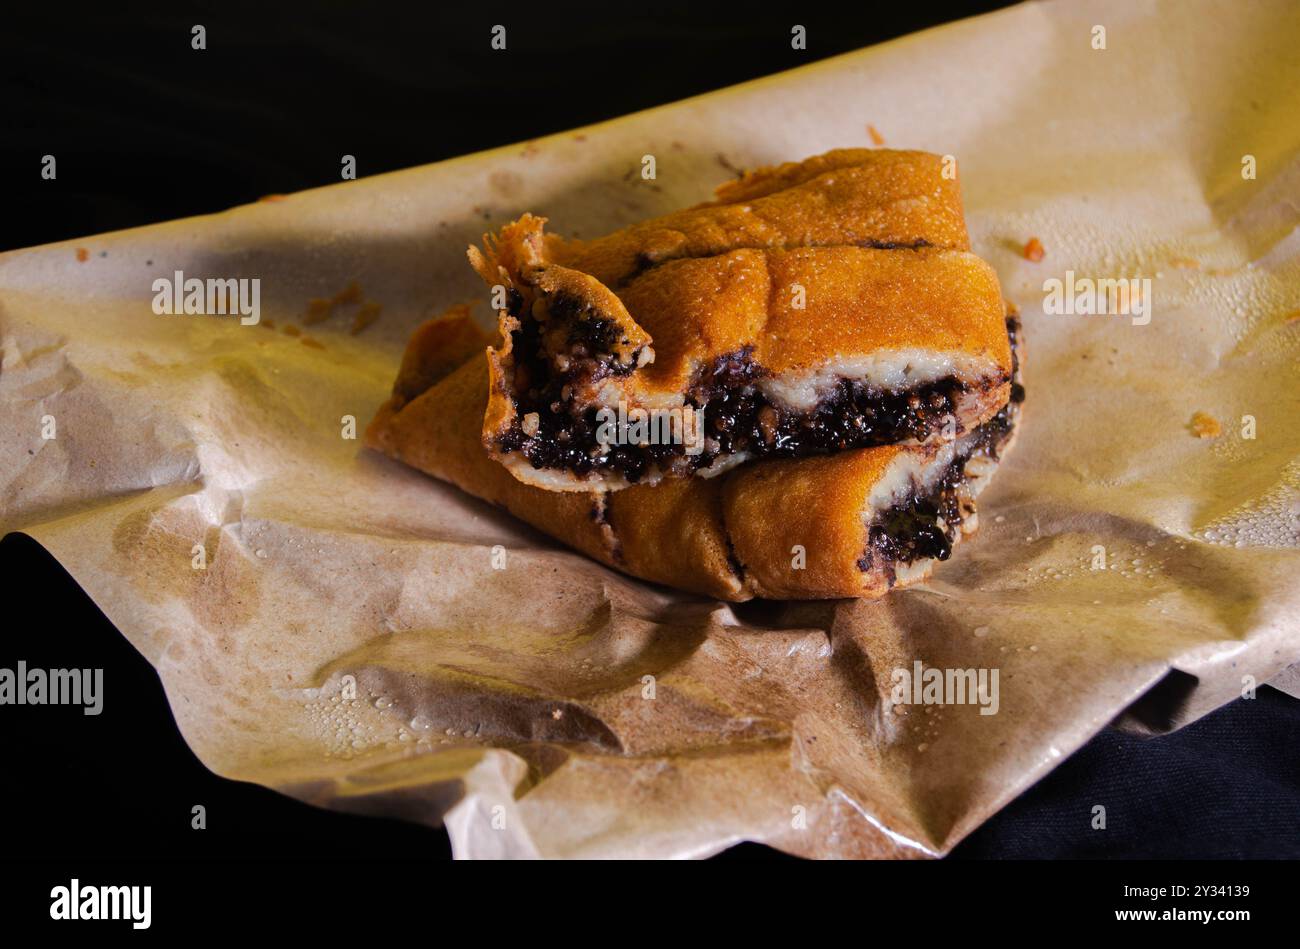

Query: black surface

[1,1,1015,253]
[2,1,1296,866]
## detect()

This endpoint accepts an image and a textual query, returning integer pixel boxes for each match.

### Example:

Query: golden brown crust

[620,245,1011,392]
[607,477,744,600]
[552,148,969,286]
[387,303,491,408]
[722,449,900,600]
[466,213,550,289]
[482,323,519,446]
[706,148,955,207]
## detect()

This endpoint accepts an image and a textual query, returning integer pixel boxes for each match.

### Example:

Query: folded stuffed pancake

[365,307,1023,602]
[469,149,1012,492]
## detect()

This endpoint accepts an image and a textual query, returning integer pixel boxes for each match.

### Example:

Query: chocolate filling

[860,455,971,583]
[857,315,1024,584]
[497,291,990,483]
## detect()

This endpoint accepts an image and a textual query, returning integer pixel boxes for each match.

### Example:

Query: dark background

[1,1,1297,864]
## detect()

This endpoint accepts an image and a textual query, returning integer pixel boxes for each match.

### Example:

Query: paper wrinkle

[2,0,1299,858]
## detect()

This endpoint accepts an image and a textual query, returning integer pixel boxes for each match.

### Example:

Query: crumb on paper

[300,336,325,350]
[332,281,363,306]
[75,248,89,262]
[258,194,287,203]
[303,298,333,325]
[351,301,382,335]
[1190,412,1222,438]
[261,318,276,330]
[572,133,587,142]
[281,324,301,337]
[1023,237,1045,262]
[1285,309,1300,323]
[867,124,885,145]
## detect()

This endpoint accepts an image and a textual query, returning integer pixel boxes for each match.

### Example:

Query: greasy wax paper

[3,0,1299,859]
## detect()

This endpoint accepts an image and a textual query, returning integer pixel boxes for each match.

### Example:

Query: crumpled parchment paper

[2,0,1298,858]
